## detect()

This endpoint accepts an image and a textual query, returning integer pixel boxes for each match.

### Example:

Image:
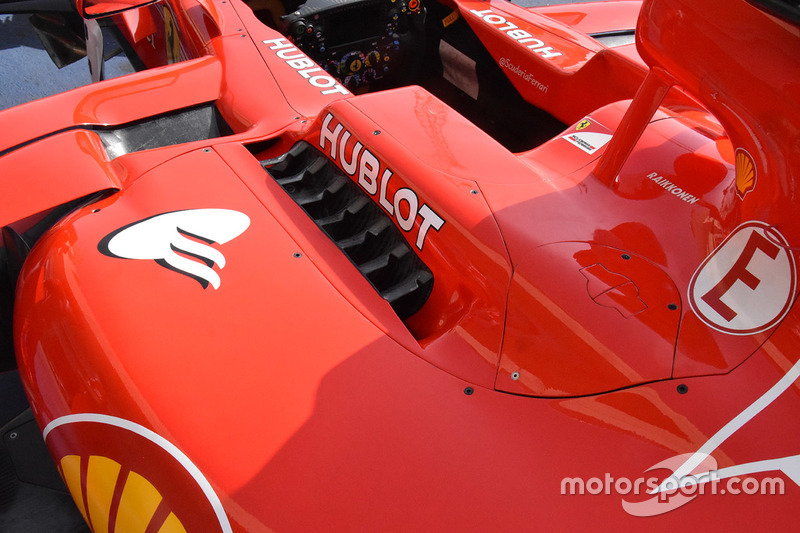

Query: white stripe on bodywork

[654,357,800,493]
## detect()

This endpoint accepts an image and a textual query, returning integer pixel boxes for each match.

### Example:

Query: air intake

[262,142,433,319]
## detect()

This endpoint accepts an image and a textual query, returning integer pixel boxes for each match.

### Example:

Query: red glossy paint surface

[5,0,800,529]
[0,130,119,227]
[533,0,641,35]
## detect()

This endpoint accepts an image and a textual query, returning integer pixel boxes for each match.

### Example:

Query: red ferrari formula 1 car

[1,0,799,529]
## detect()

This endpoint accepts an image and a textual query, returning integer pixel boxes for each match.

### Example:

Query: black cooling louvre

[262,142,434,320]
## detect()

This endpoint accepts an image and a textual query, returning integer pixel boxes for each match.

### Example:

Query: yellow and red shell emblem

[735,148,757,198]
[44,414,232,533]
[59,454,187,533]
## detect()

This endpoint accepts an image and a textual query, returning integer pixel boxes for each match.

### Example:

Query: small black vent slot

[263,142,433,319]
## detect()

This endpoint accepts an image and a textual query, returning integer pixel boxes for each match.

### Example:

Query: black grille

[263,142,433,319]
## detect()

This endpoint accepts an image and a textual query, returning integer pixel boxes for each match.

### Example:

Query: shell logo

[59,454,186,533]
[735,148,757,198]
[44,414,232,533]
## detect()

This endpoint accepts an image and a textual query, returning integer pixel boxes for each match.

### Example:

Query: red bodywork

[2,0,799,529]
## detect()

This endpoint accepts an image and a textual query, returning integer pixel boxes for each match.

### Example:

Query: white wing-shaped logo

[99,209,250,289]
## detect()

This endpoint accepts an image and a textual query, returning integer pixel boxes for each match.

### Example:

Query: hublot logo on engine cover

[318,113,445,251]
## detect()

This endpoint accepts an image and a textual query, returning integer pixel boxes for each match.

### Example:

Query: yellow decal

[60,455,89,524]
[735,148,757,198]
[159,513,188,533]
[87,455,120,533]
[576,119,591,130]
[59,454,186,533]
[443,10,460,28]
[116,470,164,533]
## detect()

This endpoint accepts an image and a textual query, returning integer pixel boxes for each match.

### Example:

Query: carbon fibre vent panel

[262,142,433,319]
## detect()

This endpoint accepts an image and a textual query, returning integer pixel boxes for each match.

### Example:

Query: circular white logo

[688,221,796,335]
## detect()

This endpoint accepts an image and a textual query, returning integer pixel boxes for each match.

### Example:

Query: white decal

[647,172,700,204]
[562,131,612,155]
[470,9,562,59]
[622,453,720,516]
[318,113,445,250]
[99,209,250,290]
[688,221,796,335]
[499,57,549,93]
[622,352,800,514]
[262,38,349,96]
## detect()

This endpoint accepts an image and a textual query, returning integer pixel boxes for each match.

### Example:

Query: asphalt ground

[0,13,134,111]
